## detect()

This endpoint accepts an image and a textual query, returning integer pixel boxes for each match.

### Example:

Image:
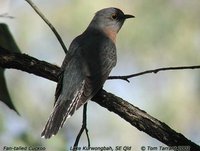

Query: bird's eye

[111,13,117,20]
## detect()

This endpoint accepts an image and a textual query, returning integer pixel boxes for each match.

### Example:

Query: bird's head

[89,7,134,33]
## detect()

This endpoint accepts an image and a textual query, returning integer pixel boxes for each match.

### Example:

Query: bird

[41,7,134,139]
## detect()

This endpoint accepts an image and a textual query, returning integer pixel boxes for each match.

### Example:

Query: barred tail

[41,80,89,139]
[41,93,83,139]
[41,100,71,139]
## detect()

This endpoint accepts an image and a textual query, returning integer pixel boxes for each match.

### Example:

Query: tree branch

[73,103,90,150]
[92,90,199,150]
[0,13,14,19]
[0,46,59,82]
[25,0,68,54]
[0,48,199,150]
[108,65,200,82]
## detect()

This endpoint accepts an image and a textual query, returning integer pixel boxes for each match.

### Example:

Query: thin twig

[73,103,90,150]
[0,13,15,19]
[108,65,200,82]
[25,0,68,53]
[84,105,90,147]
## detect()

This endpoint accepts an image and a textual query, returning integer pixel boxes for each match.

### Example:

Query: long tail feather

[41,100,71,139]
[41,80,89,139]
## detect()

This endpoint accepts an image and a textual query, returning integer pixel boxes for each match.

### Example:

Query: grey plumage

[41,7,134,139]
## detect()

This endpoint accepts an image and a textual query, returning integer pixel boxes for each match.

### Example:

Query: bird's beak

[124,14,135,19]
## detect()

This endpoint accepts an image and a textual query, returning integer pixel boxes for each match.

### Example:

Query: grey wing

[75,43,117,109]
[55,51,74,104]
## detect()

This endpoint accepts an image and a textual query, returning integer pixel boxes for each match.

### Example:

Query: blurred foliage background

[0,0,200,150]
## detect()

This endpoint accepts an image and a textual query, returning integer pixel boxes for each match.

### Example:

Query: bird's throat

[102,27,117,43]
